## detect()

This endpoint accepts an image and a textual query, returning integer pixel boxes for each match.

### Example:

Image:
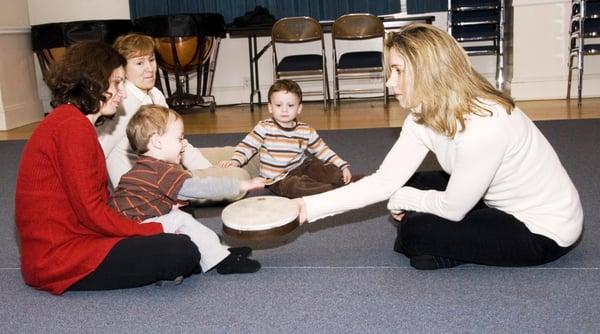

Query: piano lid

[31,19,133,50]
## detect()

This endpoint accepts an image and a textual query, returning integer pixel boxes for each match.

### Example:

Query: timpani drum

[133,14,225,111]
[222,196,300,240]
[154,35,214,73]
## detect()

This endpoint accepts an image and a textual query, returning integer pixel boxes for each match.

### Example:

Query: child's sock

[409,255,464,270]
[216,254,261,274]
[228,246,252,258]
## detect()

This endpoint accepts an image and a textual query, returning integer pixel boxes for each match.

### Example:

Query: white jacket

[303,103,583,247]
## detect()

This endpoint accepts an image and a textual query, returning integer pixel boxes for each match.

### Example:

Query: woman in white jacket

[97,33,259,199]
[295,24,583,270]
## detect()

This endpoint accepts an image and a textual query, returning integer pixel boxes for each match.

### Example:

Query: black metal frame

[447,0,507,90]
[567,0,600,106]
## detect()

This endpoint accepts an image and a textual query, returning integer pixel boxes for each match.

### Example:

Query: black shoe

[216,254,261,275]
[228,246,252,258]
[155,275,184,287]
[409,255,464,270]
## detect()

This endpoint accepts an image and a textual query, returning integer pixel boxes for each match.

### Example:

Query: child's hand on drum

[342,167,352,184]
[218,160,239,168]
[293,198,307,224]
[240,177,267,192]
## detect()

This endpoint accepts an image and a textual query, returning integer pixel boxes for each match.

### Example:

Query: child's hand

[218,160,239,168]
[240,177,267,192]
[342,167,352,184]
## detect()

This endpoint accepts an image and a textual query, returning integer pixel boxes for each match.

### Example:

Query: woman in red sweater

[15,41,200,295]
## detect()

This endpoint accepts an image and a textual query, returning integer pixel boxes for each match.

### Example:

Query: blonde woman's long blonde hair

[384,23,514,137]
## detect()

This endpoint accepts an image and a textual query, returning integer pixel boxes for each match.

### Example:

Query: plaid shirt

[109,156,190,221]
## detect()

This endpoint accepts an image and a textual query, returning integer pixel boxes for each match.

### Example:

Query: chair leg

[333,71,339,109]
[383,77,388,105]
[322,75,327,110]
[495,50,505,91]
[323,65,330,111]
[567,54,573,100]
[577,51,584,106]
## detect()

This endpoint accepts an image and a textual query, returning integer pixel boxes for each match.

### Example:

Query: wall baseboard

[0,100,44,130]
[0,26,30,35]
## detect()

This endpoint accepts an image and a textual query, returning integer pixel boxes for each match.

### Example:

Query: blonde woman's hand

[390,211,405,222]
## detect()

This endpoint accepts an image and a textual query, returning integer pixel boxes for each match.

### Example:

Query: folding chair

[271,17,330,110]
[332,13,386,108]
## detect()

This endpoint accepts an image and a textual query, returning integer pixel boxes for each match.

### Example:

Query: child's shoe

[216,254,261,274]
[228,246,252,258]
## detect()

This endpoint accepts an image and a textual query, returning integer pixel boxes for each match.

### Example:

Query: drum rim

[221,195,299,231]
[223,219,299,240]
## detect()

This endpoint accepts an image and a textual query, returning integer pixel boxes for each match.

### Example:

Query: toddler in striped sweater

[219,79,352,198]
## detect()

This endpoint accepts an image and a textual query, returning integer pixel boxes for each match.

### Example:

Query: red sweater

[15,104,163,295]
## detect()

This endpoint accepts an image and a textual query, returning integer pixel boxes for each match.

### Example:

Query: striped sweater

[232,118,349,184]
[109,156,191,221]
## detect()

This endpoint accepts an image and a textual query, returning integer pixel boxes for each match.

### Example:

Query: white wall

[0,0,44,130]
[16,0,600,120]
[512,0,600,100]
[27,0,132,115]
[28,0,130,24]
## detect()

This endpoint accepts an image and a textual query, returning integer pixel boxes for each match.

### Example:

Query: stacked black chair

[447,0,506,90]
[567,0,600,105]
[133,13,226,112]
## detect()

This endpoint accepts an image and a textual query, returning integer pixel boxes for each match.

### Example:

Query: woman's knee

[161,234,201,272]
[396,212,433,255]
[405,171,449,191]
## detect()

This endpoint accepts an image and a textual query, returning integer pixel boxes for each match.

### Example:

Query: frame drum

[222,196,299,239]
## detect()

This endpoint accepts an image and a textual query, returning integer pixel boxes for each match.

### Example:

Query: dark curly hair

[46,40,126,115]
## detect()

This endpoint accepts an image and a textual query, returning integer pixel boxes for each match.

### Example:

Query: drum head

[222,196,299,239]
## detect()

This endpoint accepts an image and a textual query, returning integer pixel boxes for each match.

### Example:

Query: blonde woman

[295,24,583,270]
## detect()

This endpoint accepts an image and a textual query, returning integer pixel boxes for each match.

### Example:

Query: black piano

[31,19,133,81]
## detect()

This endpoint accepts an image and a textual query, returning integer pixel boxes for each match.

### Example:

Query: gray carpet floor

[1,120,599,333]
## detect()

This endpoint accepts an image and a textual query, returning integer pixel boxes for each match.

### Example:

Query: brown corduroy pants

[267,157,344,198]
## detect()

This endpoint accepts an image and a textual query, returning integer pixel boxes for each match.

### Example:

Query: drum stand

[157,36,221,113]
